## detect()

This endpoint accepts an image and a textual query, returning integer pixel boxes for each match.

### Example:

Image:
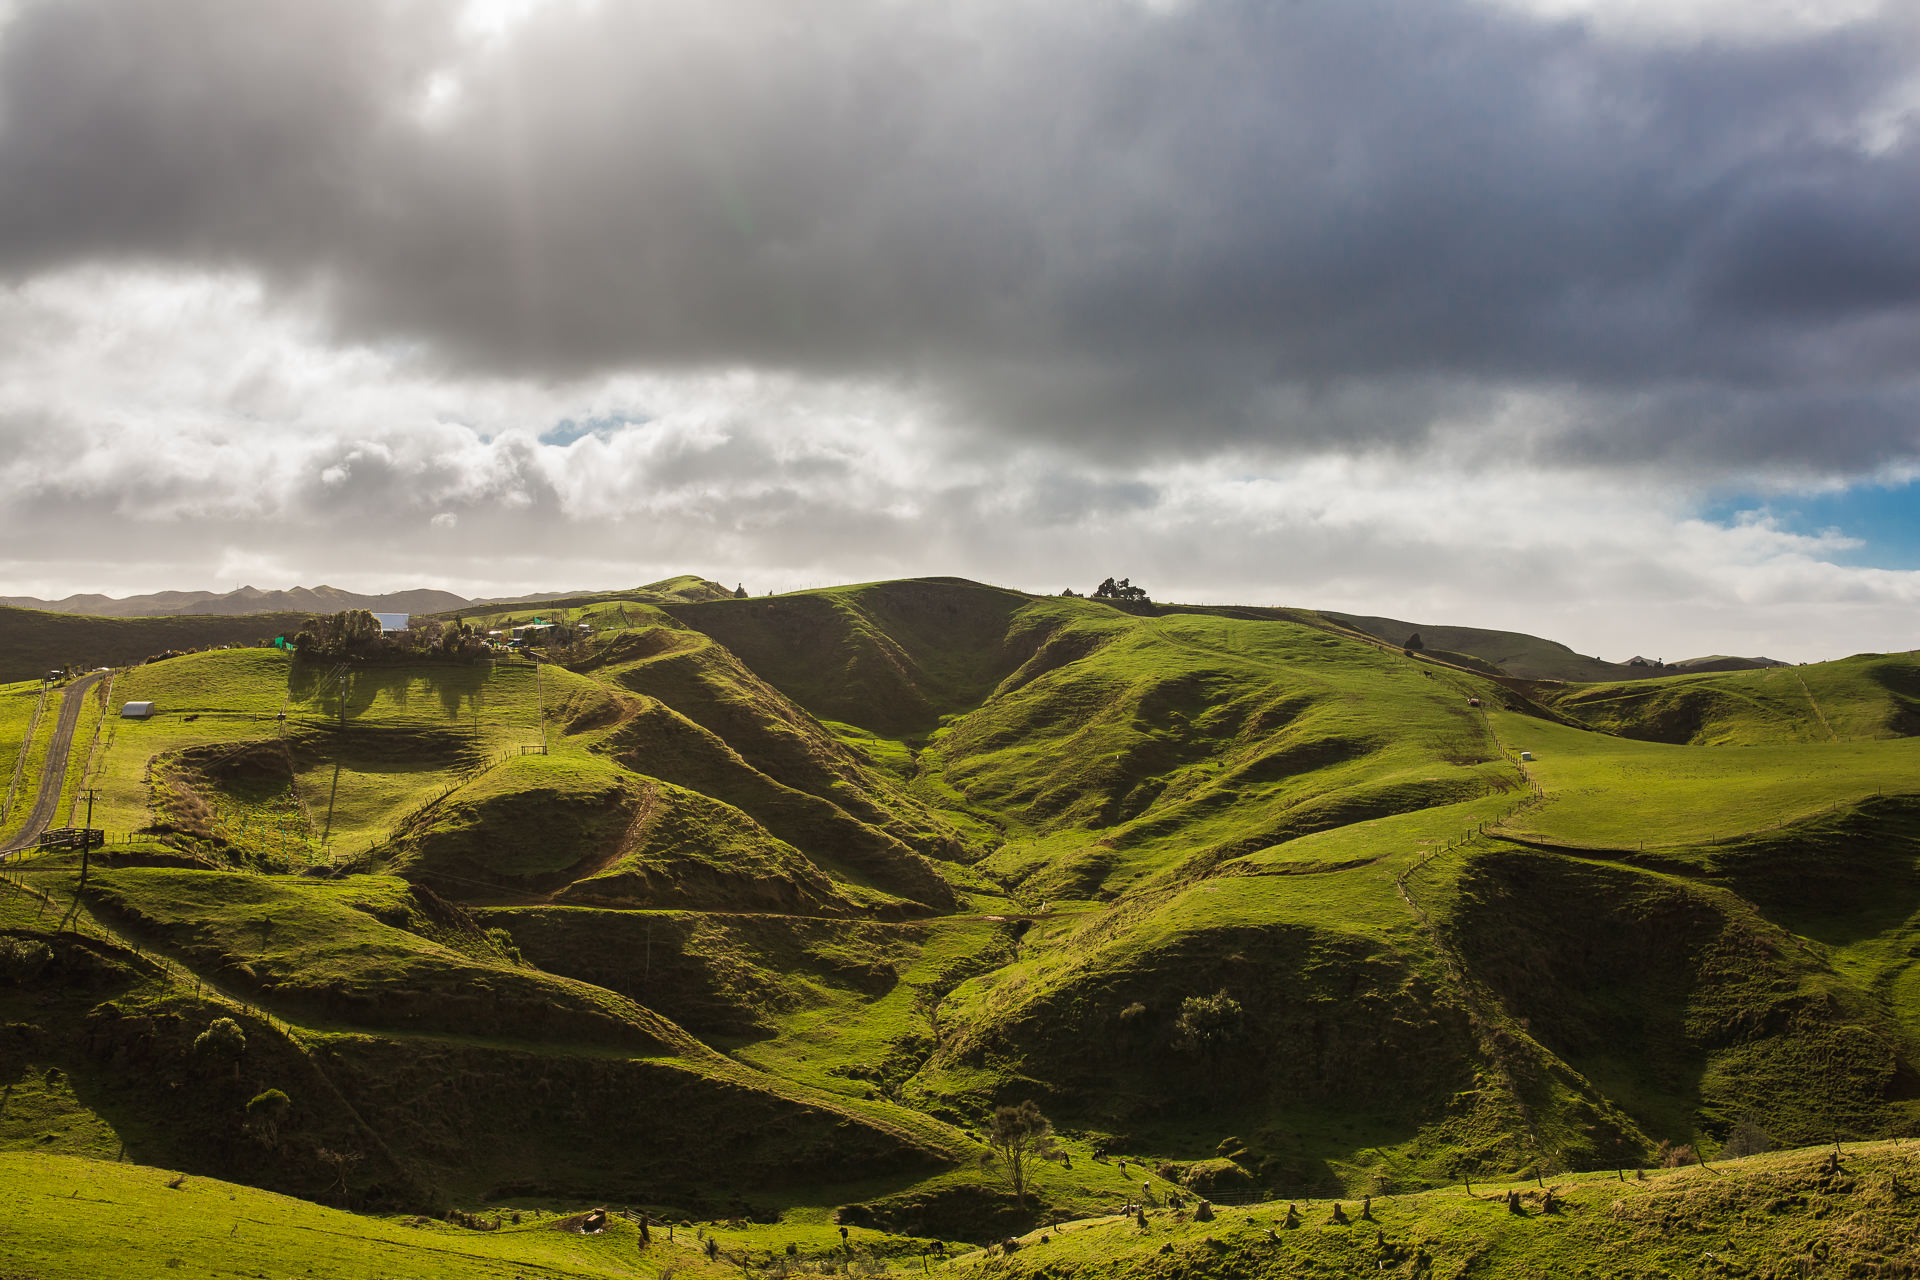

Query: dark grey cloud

[1,0,1917,472]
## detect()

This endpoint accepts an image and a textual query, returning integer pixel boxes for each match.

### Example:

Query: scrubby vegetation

[2,574,1918,1276]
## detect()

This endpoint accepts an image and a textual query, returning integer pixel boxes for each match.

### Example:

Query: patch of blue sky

[538,413,651,446]
[1701,478,1920,570]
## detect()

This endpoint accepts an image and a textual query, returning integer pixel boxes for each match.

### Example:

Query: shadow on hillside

[287,661,487,727]
[1451,844,1920,1152]
[1702,796,1920,950]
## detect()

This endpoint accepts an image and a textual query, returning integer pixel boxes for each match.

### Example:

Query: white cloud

[0,268,1914,661]
[1479,0,1887,43]
[1,2,1917,666]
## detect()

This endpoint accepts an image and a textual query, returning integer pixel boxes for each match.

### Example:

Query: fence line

[1,682,49,825]
[0,865,297,1038]
[64,672,116,826]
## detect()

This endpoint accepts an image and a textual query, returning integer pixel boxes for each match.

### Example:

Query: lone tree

[1721,1118,1773,1159]
[1171,989,1244,1056]
[734,583,748,599]
[245,1088,291,1150]
[193,1017,246,1081]
[316,1147,363,1205]
[984,1100,1058,1200]
[1404,633,1424,651]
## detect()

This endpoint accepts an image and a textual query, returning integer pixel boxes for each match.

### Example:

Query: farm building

[371,613,411,634]
[120,701,156,719]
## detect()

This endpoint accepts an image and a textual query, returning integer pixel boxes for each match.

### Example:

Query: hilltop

[0,574,740,621]
[0,576,740,683]
[0,585,468,619]
[1322,610,1789,682]
[0,605,313,684]
[0,575,1916,1277]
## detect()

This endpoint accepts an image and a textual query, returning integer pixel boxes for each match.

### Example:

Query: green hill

[1319,610,1786,682]
[2,575,1918,1276]
[1545,650,1920,744]
[0,604,310,683]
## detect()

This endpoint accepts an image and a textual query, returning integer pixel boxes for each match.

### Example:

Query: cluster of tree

[1093,577,1150,602]
[290,610,489,660]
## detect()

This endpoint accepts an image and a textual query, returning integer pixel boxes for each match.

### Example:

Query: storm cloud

[1,0,1916,470]
[0,0,1917,660]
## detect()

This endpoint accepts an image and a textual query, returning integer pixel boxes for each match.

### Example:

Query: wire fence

[0,863,299,1040]
[0,682,49,825]
[363,742,546,861]
[63,673,116,826]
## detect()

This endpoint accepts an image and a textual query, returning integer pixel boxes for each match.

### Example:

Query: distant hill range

[0,580,1785,684]
[0,585,470,618]
[0,576,740,620]
[0,577,741,681]
[1320,611,1790,681]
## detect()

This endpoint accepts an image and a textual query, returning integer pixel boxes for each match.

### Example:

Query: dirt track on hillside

[2,669,105,854]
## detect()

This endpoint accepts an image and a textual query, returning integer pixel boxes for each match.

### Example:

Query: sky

[0,0,1916,663]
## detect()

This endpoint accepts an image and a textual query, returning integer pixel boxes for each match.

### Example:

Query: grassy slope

[54,669,114,825]
[1319,610,1655,681]
[388,751,646,891]
[0,605,310,683]
[1485,708,1920,850]
[946,1143,1920,1280]
[566,622,968,909]
[0,1152,678,1279]
[79,867,693,1052]
[10,1142,1919,1280]
[7,576,1920,1255]
[87,651,551,860]
[947,609,1515,866]
[0,859,965,1210]
[0,677,51,843]
[450,575,741,634]
[1546,650,1920,745]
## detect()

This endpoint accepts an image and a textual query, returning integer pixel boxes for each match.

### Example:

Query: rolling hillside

[0,585,469,618]
[0,605,311,683]
[1,575,1916,1277]
[1321,610,1788,682]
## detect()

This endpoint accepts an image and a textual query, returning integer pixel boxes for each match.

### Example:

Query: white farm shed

[120,701,156,719]
[372,613,411,634]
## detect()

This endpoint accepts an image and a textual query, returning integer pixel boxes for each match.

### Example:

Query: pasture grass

[78,867,690,1053]
[1549,650,1920,745]
[0,678,52,843]
[1486,709,1920,849]
[946,1141,1920,1280]
[86,651,550,856]
[0,1151,670,1280]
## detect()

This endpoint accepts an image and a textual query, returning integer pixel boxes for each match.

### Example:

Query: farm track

[1,670,105,854]
[1794,669,1839,741]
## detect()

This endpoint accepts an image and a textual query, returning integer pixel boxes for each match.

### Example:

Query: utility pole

[79,788,99,889]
